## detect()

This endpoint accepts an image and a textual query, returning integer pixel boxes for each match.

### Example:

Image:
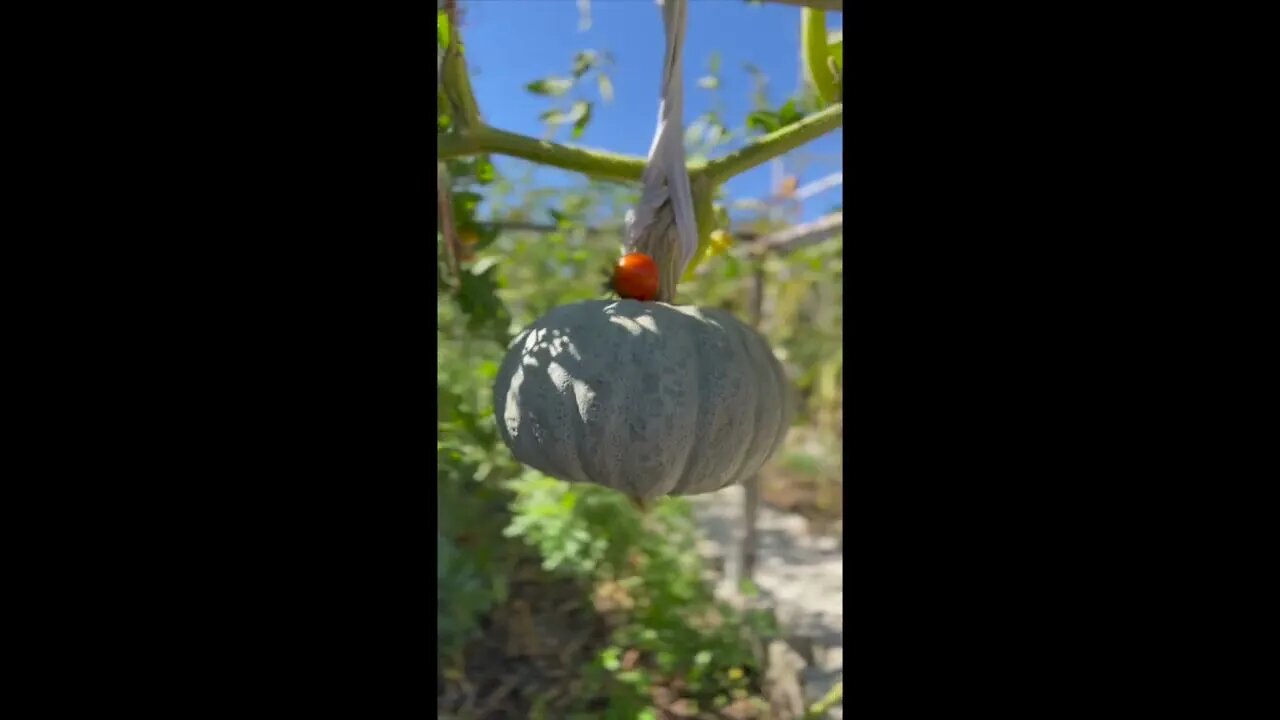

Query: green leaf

[541,101,589,126]
[596,73,613,103]
[697,75,719,90]
[474,155,496,184]
[778,99,806,127]
[470,224,500,252]
[452,191,484,223]
[470,256,500,276]
[714,204,731,230]
[525,76,574,96]
[685,119,706,147]
[705,121,725,147]
[438,387,463,423]
[571,101,593,139]
[746,110,781,134]
[456,262,511,345]
[571,50,598,78]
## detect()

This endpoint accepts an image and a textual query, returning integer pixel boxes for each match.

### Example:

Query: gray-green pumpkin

[493,299,792,500]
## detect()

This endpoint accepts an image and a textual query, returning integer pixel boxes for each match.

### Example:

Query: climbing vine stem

[439,125,649,183]
[698,103,843,185]
[439,1,482,130]
[760,0,845,11]
[436,103,842,189]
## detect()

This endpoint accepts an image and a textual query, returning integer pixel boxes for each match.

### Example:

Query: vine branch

[476,220,623,236]
[439,125,649,184]
[438,104,842,189]
[698,103,843,185]
[744,212,843,255]
[757,0,844,11]
[477,214,843,257]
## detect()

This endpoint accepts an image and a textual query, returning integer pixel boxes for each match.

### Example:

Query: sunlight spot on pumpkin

[607,315,644,335]
[547,360,571,390]
[502,368,525,434]
[635,314,659,334]
[570,378,595,422]
[523,327,548,352]
[522,356,540,368]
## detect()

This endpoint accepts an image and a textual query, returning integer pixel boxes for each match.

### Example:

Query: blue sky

[460,0,843,224]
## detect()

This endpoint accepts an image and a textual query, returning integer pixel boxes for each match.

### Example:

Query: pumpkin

[493,299,792,500]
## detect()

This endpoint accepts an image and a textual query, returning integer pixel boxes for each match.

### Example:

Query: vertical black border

[99,8,442,712]
[848,1,1186,709]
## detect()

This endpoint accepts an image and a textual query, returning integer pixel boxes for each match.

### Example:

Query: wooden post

[741,260,767,588]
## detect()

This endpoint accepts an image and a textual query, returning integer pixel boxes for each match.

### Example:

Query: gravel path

[687,484,844,719]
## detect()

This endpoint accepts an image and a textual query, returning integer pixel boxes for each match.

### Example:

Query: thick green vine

[801,8,839,106]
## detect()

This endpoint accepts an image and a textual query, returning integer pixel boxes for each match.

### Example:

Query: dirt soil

[758,467,842,536]
[438,553,768,720]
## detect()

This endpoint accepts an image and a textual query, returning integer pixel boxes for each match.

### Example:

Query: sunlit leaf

[705,122,725,147]
[456,262,511,345]
[474,155,496,185]
[571,101,593,139]
[596,73,614,103]
[452,191,484,221]
[541,101,589,126]
[778,99,806,127]
[685,119,706,147]
[746,110,780,134]
[572,50,598,78]
[525,76,574,96]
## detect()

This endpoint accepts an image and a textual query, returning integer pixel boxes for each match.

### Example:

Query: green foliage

[502,474,779,716]
[746,98,808,135]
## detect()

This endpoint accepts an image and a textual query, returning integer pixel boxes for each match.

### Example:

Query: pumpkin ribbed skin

[493,300,792,500]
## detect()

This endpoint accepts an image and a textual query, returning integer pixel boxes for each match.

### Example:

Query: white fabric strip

[624,0,699,276]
